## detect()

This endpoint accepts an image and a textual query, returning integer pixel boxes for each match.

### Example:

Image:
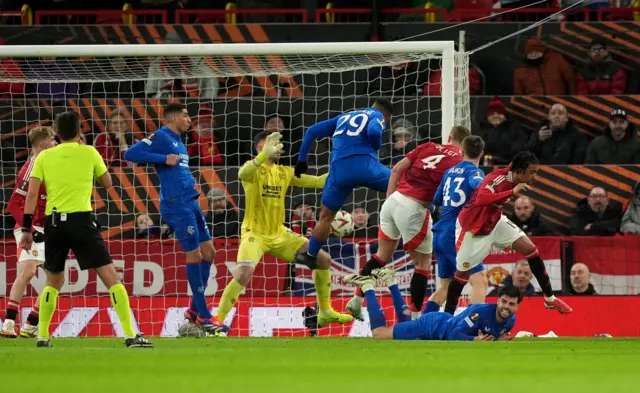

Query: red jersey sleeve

[7,158,46,230]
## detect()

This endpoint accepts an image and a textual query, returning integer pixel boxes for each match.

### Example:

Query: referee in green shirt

[19,111,153,348]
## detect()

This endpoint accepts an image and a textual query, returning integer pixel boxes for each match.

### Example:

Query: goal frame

[1,40,456,141]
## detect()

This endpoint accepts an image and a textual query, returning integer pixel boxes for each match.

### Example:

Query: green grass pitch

[2,338,639,393]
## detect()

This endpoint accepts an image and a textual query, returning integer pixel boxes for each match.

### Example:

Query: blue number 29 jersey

[433,161,485,234]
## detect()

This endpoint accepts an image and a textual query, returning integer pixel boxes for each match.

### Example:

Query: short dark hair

[498,284,523,304]
[254,130,272,145]
[55,111,81,141]
[164,103,186,118]
[450,125,472,144]
[511,151,539,172]
[372,98,394,116]
[462,135,484,159]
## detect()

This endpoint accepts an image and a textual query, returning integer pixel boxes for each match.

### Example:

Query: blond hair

[28,126,55,148]
[450,126,472,144]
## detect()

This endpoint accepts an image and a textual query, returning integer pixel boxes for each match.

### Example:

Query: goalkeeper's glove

[259,132,284,161]
[294,160,308,178]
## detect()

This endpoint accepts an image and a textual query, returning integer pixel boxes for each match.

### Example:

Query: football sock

[189,260,213,313]
[388,284,410,322]
[364,289,386,330]
[27,302,40,326]
[186,263,211,319]
[314,269,332,312]
[362,255,386,276]
[409,268,429,313]
[217,279,244,321]
[38,286,58,340]
[424,300,440,314]
[109,283,136,338]
[5,299,19,321]
[444,273,468,315]
[307,235,326,257]
[526,250,554,298]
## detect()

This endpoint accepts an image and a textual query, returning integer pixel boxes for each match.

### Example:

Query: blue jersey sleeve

[433,175,446,207]
[447,307,481,341]
[124,133,168,165]
[366,115,385,151]
[467,168,485,190]
[298,117,338,161]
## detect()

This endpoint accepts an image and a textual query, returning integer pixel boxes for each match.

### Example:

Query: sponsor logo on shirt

[470,312,479,321]
[261,184,283,199]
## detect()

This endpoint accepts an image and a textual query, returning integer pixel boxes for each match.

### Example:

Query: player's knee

[46,272,65,290]
[470,272,488,291]
[234,264,255,286]
[19,268,36,282]
[201,245,216,262]
[410,252,431,270]
[316,251,331,270]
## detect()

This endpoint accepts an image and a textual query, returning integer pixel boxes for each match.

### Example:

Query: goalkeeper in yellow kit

[215,131,353,328]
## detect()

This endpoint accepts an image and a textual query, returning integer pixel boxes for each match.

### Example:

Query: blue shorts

[434,229,484,279]
[322,155,390,212]
[392,312,452,340]
[161,198,212,252]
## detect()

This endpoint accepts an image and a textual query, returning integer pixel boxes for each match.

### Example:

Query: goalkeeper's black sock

[444,273,468,315]
[409,269,429,313]
[526,249,554,298]
[362,255,386,276]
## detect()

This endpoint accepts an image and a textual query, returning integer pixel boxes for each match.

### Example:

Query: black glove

[32,230,46,243]
[294,160,308,178]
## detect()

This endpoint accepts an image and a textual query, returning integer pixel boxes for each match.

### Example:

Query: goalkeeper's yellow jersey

[238,160,327,236]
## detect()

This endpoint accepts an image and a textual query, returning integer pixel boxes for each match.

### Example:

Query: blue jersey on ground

[298,108,391,211]
[124,126,211,252]
[392,303,515,341]
[432,161,485,278]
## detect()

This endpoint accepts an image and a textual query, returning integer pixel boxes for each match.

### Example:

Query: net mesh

[0,45,473,337]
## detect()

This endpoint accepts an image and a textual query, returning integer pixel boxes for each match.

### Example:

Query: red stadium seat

[447,0,495,22]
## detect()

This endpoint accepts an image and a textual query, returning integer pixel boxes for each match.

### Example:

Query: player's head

[461,135,484,160]
[254,130,282,162]
[496,284,523,321]
[372,98,393,126]
[448,126,471,148]
[163,103,191,133]
[28,126,57,152]
[510,151,539,185]
[55,111,81,142]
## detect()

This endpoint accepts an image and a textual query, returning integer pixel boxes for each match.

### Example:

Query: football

[331,210,354,237]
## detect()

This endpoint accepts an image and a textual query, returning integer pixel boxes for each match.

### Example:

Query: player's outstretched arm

[290,172,328,189]
[297,117,338,162]
[124,136,169,165]
[239,132,283,181]
[475,185,515,206]
[386,157,412,198]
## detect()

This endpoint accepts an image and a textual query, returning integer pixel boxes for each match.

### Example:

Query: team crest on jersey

[463,262,470,269]
[32,250,39,257]
[148,133,156,140]
[187,226,195,235]
[278,170,286,180]
[470,312,479,321]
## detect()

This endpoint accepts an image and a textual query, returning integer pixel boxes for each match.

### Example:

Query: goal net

[0,41,471,338]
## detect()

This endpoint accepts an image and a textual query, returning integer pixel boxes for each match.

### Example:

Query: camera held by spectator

[527,104,588,165]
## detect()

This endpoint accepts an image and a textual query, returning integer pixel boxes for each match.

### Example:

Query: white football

[331,210,354,237]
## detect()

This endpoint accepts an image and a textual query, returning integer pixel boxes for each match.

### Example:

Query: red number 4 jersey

[7,156,47,230]
[395,142,462,203]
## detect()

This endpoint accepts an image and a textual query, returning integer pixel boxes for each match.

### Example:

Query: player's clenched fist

[262,132,284,158]
[165,154,180,166]
[513,183,531,196]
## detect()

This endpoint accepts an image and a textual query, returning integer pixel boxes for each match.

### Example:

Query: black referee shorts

[44,212,112,273]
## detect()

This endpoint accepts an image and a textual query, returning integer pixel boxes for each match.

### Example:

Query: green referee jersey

[30,142,108,215]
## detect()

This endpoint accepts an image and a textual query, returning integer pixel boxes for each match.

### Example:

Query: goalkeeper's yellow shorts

[237,228,307,266]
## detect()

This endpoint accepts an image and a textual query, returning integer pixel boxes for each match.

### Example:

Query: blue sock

[186,263,212,319]
[364,290,386,330]
[424,300,440,314]
[307,235,326,257]
[388,284,410,322]
[191,260,213,313]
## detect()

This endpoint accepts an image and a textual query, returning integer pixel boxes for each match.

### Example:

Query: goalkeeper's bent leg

[110,283,137,338]
[217,265,252,321]
[313,269,332,313]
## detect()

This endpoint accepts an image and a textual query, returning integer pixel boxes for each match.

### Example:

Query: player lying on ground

[293,99,394,269]
[426,135,488,313]
[2,127,56,338]
[346,126,471,321]
[215,131,353,328]
[445,151,572,315]
[344,267,518,341]
[125,103,220,334]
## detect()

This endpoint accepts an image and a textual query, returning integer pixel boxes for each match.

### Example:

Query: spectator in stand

[135,213,173,240]
[424,56,483,96]
[146,31,219,99]
[514,38,576,95]
[264,114,304,166]
[565,263,597,296]
[379,119,418,167]
[577,38,627,96]
[488,261,536,297]
[621,180,640,235]
[507,196,553,236]
[291,198,316,238]
[0,38,25,99]
[527,104,588,164]
[351,203,378,238]
[585,109,640,165]
[367,61,428,96]
[205,188,239,239]
[94,109,137,167]
[475,97,528,165]
[569,187,622,236]
[187,105,224,166]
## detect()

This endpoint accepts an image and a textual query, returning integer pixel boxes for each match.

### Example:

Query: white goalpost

[0,41,471,337]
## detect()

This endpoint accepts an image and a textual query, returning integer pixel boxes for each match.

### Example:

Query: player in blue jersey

[344,267,518,341]
[293,99,394,269]
[124,103,222,334]
[425,135,489,314]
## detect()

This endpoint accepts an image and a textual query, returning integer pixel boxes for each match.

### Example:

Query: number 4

[422,154,445,170]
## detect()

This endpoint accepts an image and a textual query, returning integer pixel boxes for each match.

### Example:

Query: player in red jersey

[444,151,572,315]
[346,126,471,320]
[1,127,56,338]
